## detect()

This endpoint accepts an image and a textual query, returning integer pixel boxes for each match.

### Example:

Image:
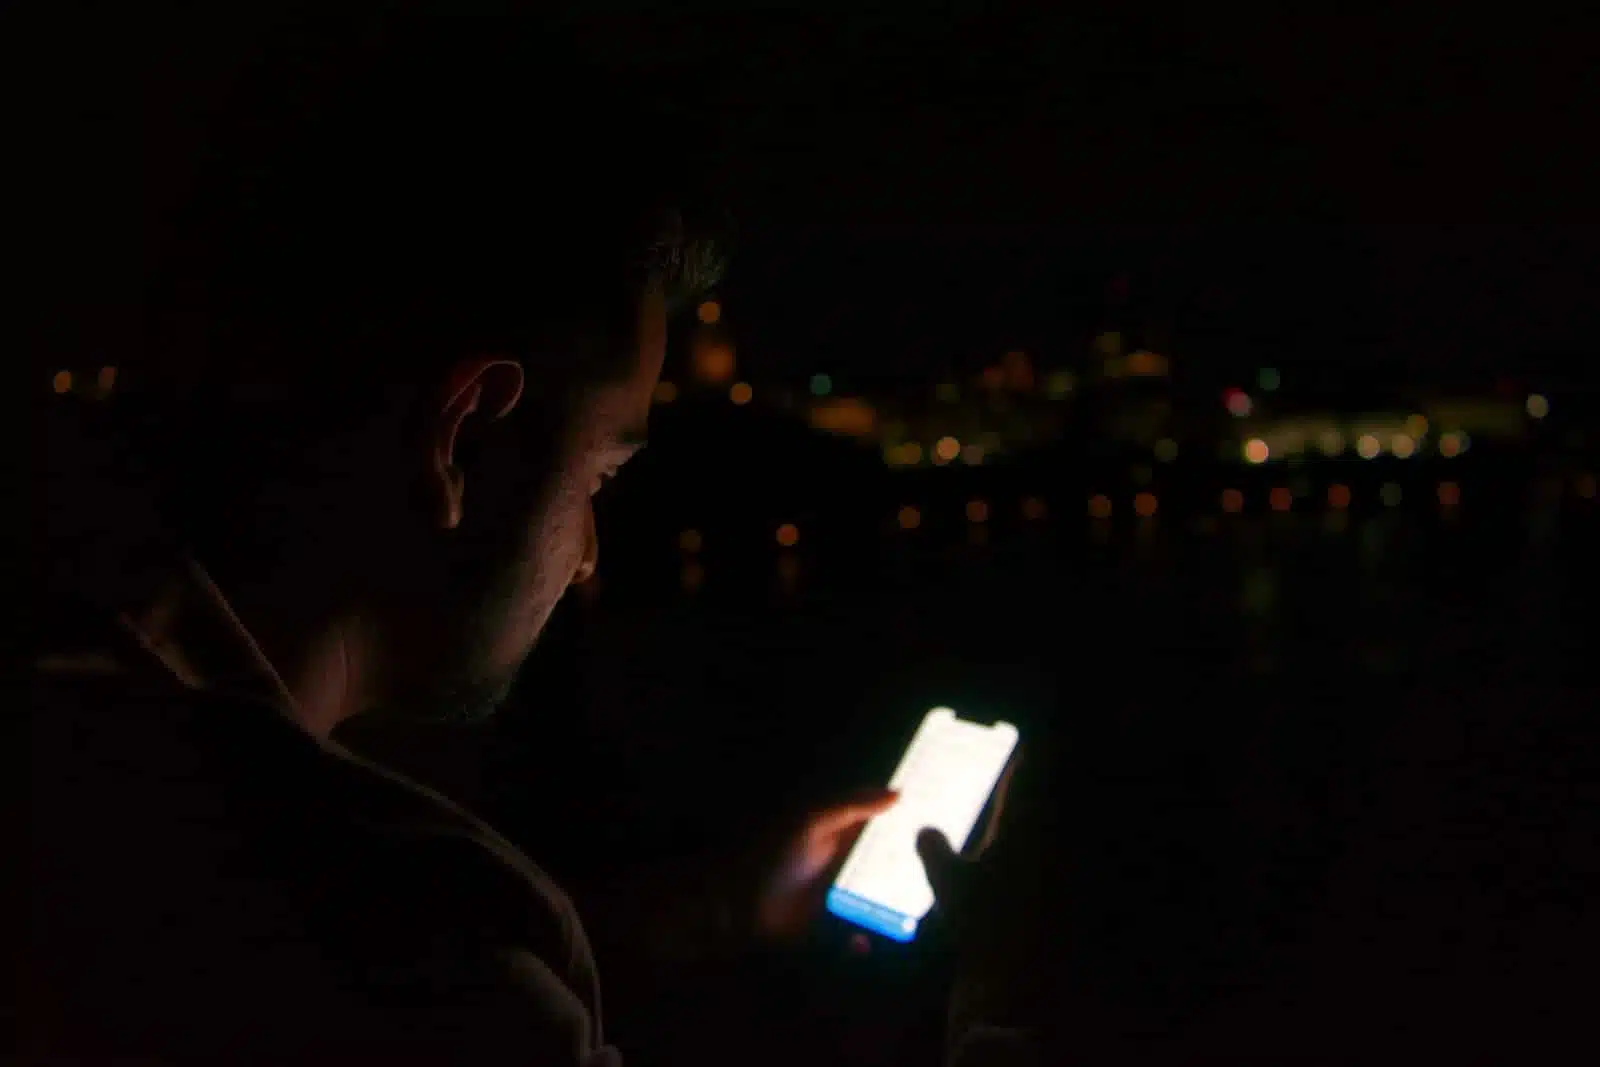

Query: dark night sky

[7,2,1596,387]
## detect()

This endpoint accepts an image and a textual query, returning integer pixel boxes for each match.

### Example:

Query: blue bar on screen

[825,887,919,942]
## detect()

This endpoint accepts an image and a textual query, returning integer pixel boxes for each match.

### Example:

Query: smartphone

[826,707,1019,942]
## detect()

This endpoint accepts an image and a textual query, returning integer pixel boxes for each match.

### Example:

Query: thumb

[916,827,962,904]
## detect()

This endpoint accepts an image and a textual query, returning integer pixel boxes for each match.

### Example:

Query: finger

[808,788,899,839]
[916,826,961,903]
[975,748,1021,857]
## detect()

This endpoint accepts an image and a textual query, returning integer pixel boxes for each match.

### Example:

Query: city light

[1021,497,1047,520]
[730,382,753,405]
[52,370,72,394]
[810,373,833,397]
[897,505,922,530]
[966,499,989,523]
[1226,390,1254,418]
[1088,494,1113,520]
[1406,413,1429,437]
[1221,489,1244,513]
[1328,484,1352,510]
[1576,474,1596,500]
[1153,438,1179,462]
[96,366,117,395]
[1356,434,1381,459]
[934,436,960,463]
[697,299,722,325]
[652,381,678,404]
[1269,487,1292,512]
[681,562,704,592]
[1390,433,1416,459]
[1319,430,1345,456]
[678,529,702,553]
[1526,393,1550,419]
[1258,367,1281,392]
[1243,438,1270,464]
[1044,370,1075,398]
[961,443,985,465]
[1133,492,1158,518]
[1438,432,1464,457]
[1437,482,1460,508]
[775,523,800,547]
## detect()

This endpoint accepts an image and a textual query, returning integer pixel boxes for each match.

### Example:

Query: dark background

[8,3,1600,1064]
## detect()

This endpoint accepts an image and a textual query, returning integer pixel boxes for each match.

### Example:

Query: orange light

[678,529,702,553]
[1437,481,1461,508]
[1021,496,1047,520]
[981,366,1005,390]
[1221,488,1244,513]
[1269,487,1292,512]
[652,381,678,404]
[966,499,989,523]
[1438,432,1463,458]
[697,299,722,325]
[692,338,736,383]
[1391,434,1416,459]
[960,443,985,465]
[1356,434,1381,459]
[775,523,799,548]
[1243,438,1270,464]
[1328,484,1351,510]
[729,381,753,405]
[1088,494,1112,520]
[681,562,705,591]
[1133,492,1158,518]
[96,366,117,394]
[897,505,922,530]
[934,436,960,463]
[52,370,72,395]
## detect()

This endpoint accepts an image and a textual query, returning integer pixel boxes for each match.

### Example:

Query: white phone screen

[827,708,1019,942]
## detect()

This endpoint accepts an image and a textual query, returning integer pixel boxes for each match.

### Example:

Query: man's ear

[433,358,525,530]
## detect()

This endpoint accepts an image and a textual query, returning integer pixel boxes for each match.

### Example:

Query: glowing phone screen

[826,708,1019,942]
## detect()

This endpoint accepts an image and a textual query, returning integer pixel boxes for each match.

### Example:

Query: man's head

[124,3,723,724]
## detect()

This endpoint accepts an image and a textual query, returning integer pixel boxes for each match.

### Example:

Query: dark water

[347,437,1600,1065]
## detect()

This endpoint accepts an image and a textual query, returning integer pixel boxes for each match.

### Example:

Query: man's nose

[572,501,599,585]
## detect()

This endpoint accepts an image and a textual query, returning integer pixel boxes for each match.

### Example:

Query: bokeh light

[775,523,799,548]
[1380,483,1402,507]
[1319,429,1345,456]
[678,529,702,553]
[1406,413,1429,437]
[52,370,72,394]
[1575,473,1596,500]
[96,366,117,395]
[1133,492,1158,518]
[1088,494,1112,520]
[680,562,704,592]
[1221,488,1244,513]
[697,299,722,325]
[1526,393,1550,419]
[965,499,989,523]
[961,443,985,465]
[810,373,832,397]
[1153,438,1179,462]
[729,381,753,405]
[1269,487,1292,512]
[1258,367,1281,392]
[1390,433,1416,459]
[1021,496,1047,520]
[1227,391,1254,418]
[1328,484,1351,510]
[934,436,960,463]
[1438,432,1463,457]
[1437,481,1460,507]
[1356,434,1381,459]
[1243,438,1270,464]
[897,505,922,530]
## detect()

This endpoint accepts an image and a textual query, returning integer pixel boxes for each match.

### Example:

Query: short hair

[126,1,725,469]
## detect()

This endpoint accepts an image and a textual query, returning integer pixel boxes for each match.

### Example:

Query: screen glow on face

[827,708,1019,941]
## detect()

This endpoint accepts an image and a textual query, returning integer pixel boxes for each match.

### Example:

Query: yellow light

[1153,438,1179,462]
[1391,433,1416,459]
[678,529,702,553]
[652,381,678,404]
[1269,487,1292,512]
[1319,429,1345,456]
[897,442,923,466]
[1406,413,1429,437]
[1437,481,1461,507]
[1133,492,1158,518]
[934,436,960,463]
[775,523,799,548]
[1088,494,1112,520]
[697,299,722,325]
[897,505,922,530]
[1328,484,1351,510]
[1243,438,1270,464]
[96,366,117,394]
[729,382,753,405]
[52,370,72,394]
[1356,434,1381,459]
[1221,488,1244,513]
[960,443,985,465]
[1021,496,1047,520]
[965,499,989,523]
[1526,393,1550,419]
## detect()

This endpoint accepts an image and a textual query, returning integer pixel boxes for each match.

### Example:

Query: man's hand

[753,788,899,941]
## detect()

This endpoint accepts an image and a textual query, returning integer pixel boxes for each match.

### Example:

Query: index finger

[808,788,899,839]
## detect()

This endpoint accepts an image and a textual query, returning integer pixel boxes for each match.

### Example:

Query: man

[3,4,1036,1064]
